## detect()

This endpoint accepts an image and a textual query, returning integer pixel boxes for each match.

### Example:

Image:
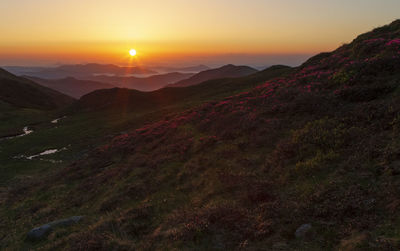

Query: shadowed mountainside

[168,64,259,87]
[0,68,74,109]
[25,76,115,99]
[1,20,400,250]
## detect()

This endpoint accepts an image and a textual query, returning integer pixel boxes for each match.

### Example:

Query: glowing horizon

[1,0,399,66]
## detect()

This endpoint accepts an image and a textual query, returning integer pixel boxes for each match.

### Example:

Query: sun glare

[129,49,137,56]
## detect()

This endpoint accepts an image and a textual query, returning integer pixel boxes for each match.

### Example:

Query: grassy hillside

[1,20,400,250]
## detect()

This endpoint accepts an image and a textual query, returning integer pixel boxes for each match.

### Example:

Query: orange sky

[1,0,399,66]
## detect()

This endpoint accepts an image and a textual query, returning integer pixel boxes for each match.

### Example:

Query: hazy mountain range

[3,63,210,79]
[9,64,261,98]
[86,72,194,91]
[4,63,157,79]
[25,72,194,98]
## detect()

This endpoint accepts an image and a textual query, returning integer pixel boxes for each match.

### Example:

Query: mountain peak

[169,64,258,87]
[220,64,236,68]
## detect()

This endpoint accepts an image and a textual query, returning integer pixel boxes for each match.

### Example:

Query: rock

[27,224,52,241]
[50,215,83,228]
[295,223,312,238]
[26,216,83,241]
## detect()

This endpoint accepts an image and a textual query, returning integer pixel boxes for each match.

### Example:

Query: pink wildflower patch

[386,39,400,46]
[364,38,386,45]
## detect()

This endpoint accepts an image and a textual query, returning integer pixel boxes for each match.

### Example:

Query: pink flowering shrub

[386,38,400,46]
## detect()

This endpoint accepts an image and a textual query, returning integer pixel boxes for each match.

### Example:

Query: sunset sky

[1,0,399,67]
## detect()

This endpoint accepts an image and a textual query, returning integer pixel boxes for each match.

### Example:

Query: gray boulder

[27,224,52,241]
[295,223,312,238]
[49,215,83,228]
[27,216,83,241]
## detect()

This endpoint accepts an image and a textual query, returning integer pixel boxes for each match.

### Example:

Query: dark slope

[3,20,400,250]
[0,68,75,109]
[76,65,292,112]
[168,64,259,87]
[26,76,115,99]
[88,72,194,91]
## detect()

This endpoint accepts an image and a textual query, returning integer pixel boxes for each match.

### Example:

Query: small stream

[1,116,66,141]
[20,127,34,137]
[14,147,68,161]
[0,126,34,141]
[26,147,67,160]
[51,116,66,124]
[4,116,69,162]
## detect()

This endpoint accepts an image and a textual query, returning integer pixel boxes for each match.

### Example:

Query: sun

[129,49,137,56]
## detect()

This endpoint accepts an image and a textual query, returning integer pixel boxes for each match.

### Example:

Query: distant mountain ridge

[25,72,195,97]
[5,63,157,79]
[87,72,194,91]
[168,64,258,87]
[150,64,210,73]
